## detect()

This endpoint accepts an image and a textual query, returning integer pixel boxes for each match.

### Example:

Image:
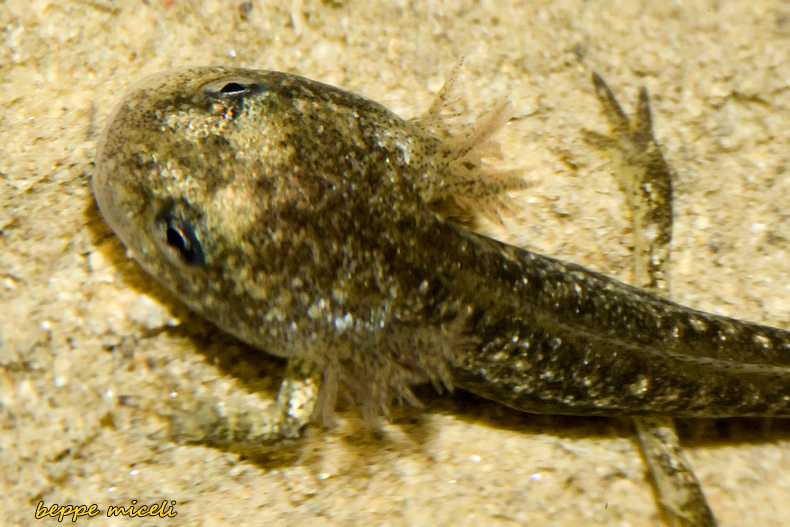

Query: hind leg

[587,73,716,527]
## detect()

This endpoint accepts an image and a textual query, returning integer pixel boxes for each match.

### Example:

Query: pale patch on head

[205,184,260,241]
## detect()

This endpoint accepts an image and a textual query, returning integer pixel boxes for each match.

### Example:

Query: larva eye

[155,209,206,267]
[205,81,263,100]
[219,82,249,94]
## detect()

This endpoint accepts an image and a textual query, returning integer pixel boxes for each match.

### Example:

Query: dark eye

[219,82,248,94]
[205,81,263,100]
[156,211,206,266]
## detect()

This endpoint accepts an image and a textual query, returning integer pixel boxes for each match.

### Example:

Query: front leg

[167,358,322,449]
[587,74,716,527]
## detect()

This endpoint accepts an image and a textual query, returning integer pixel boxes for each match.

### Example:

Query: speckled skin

[94,66,790,420]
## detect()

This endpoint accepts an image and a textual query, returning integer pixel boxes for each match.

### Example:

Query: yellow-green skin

[94,67,790,418]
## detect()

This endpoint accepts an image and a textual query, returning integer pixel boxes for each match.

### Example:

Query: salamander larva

[93,65,790,526]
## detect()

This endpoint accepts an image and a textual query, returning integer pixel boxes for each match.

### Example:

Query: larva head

[92,67,333,351]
